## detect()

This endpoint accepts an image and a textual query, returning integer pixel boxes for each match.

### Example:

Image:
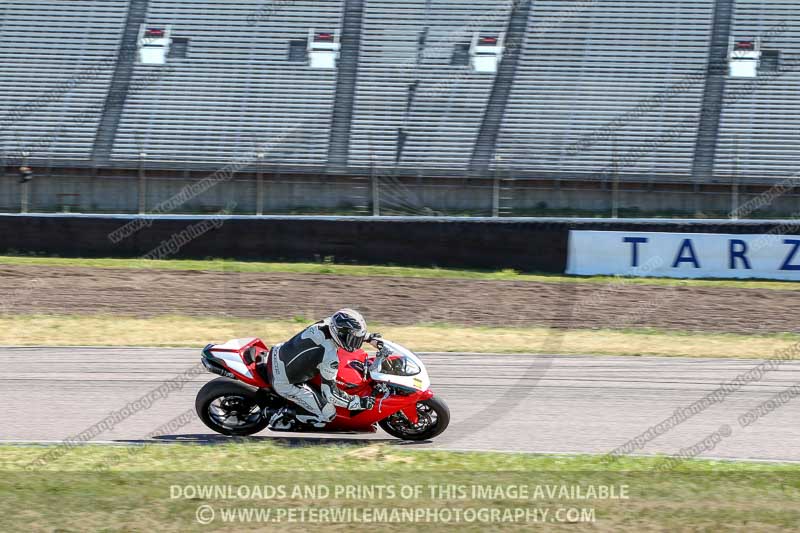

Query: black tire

[195,378,270,436]
[379,396,450,441]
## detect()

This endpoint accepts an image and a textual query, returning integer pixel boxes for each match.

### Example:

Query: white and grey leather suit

[269,320,367,425]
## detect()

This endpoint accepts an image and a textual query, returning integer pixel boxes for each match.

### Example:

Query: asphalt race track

[3,347,799,462]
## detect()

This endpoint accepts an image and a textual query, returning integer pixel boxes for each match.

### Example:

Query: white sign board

[566,230,800,280]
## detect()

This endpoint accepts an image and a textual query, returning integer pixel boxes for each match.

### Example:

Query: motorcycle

[195,337,450,441]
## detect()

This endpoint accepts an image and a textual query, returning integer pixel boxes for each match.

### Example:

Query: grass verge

[1,254,799,291]
[1,443,798,531]
[1,314,797,358]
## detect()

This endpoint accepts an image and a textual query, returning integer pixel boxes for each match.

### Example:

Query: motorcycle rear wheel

[196,377,270,436]
[379,396,450,441]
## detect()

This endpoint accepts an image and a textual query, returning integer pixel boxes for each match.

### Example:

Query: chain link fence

[1,167,798,218]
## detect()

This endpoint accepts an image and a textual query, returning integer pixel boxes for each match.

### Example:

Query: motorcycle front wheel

[379,396,450,441]
[195,378,270,436]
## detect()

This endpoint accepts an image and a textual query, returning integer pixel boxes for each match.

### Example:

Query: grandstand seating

[347,0,512,170]
[0,0,127,162]
[111,0,343,166]
[714,0,800,178]
[492,0,715,179]
[1,0,798,184]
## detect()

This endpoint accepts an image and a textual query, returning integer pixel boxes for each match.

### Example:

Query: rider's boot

[268,407,295,430]
[295,402,334,428]
[295,413,327,428]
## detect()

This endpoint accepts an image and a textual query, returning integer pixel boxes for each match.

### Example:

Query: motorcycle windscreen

[370,349,430,392]
[379,355,421,376]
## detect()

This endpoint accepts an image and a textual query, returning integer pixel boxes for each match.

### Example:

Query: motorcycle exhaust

[201,357,235,379]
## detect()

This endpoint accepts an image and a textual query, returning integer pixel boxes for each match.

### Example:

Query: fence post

[137,154,146,214]
[730,135,739,219]
[372,173,380,216]
[492,175,500,217]
[611,135,619,218]
[18,160,31,213]
[256,154,264,215]
[20,180,29,214]
[256,170,264,216]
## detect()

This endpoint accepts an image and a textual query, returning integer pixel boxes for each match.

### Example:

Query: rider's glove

[348,395,375,410]
[366,333,384,351]
[360,396,376,410]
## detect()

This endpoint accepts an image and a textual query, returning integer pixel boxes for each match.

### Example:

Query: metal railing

[2,167,799,219]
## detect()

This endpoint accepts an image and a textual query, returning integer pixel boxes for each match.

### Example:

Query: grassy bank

[0,314,796,358]
[2,255,799,291]
[2,443,799,531]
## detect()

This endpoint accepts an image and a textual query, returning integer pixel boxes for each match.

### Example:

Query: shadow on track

[113,433,429,447]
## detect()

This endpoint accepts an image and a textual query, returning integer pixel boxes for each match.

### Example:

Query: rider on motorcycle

[267,308,380,429]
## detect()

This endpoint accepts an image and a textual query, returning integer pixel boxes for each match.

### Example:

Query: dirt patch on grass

[0,264,796,334]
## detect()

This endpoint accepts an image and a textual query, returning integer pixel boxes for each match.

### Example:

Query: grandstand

[1,0,799,215]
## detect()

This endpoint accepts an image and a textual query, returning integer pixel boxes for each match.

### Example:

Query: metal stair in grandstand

[91,0,151,165]
[327,0,364,171]
[497,175,515,216]
[469,0,533,175]
[691,0,735,182]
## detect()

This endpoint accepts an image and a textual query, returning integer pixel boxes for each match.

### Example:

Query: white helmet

[328,308,367,351]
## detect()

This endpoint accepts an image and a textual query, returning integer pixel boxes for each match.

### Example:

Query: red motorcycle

[195,337,449,441]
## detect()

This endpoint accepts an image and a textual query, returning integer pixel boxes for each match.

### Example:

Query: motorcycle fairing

[203,337,270,388]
